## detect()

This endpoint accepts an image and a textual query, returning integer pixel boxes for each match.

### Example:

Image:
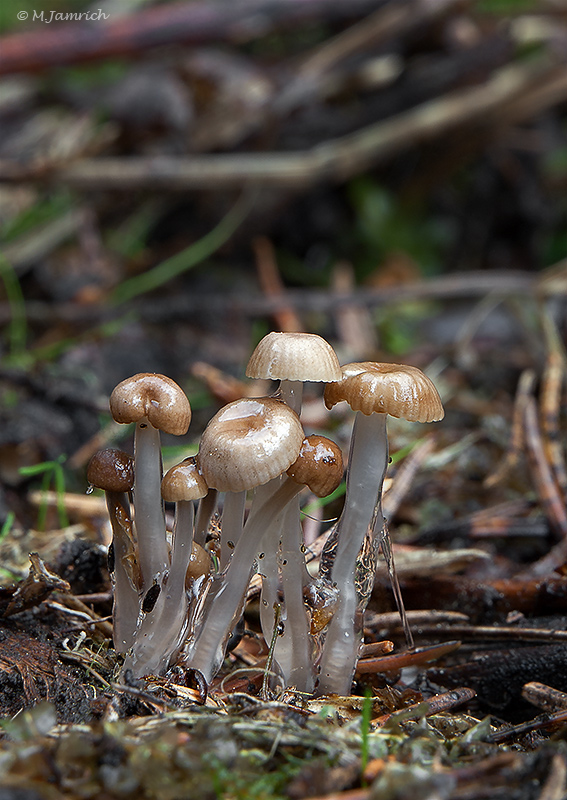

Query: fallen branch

[0,0,386,75]
[3,56,565,190]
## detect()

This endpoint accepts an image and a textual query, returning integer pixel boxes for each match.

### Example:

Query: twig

[0,0,385,75]
[522,681,567,713]
[486,708,567,744]
[540,312,567,503]
[355,639,460,674]
[191,362,250,405]
[383,437,436,520]
[388,624,567,643]
[23,58,567,191]
[484,369,536,488]
[252,236,302,333]
[276,0,467,112]
[372,686,476,727]
[331,262,378,360]
[1,270,560,327]
[520,395,567,576]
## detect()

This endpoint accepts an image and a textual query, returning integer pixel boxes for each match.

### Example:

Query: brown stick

[11,58,565,191]
[520,396,567,576]
[0,0,386,76]
[540,313,567,503]
[484,369,536,488]
[522,681,567,713]
[252,236,303,333]
[0,270,563,327]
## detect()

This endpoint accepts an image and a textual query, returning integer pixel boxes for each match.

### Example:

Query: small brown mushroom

[110,373,191,590]
[246,331,342,414]
[87,448,139,653]
[123,457,210,678]
[197,395,304,568]
[187,396,305,682]
[317,361,444,696]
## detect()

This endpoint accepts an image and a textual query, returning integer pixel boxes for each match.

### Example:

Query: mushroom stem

[123,500,195,677]
[279,380,303,415]
[316,411,387,696]
[133,419,169,588]
[106,491,140,653]
[194,488,218,547]
[187,478,303,682]
[274,498,314,691]
[219,490,246,569]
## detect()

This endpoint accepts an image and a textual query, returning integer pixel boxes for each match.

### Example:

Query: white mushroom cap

[161,458,208,502]
[246,332,342,383]
[110,373,191,435]
[197,397,304,492]
[324,362,444,422]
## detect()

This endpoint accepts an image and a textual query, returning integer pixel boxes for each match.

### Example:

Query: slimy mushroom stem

[187,474,308,682]
[258,435,344,692]
[316,411,388,696]
[278,380,303,415]
[194,487,218,547]
[219,490,246,569]
[123,457,210,677]
[133,418,168,585]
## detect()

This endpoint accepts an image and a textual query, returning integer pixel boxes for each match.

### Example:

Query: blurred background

[0,0,566,580]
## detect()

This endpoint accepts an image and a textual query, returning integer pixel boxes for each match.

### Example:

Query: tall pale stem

[275,497,314,691]
[194,489,218,547]
[134,420,169,588]
[316,412,387,696]
[123,501,195,677]
[220,491,246,569]
[187,479,302,682]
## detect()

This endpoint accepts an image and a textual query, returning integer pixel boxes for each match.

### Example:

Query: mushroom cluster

[90,334,444,696]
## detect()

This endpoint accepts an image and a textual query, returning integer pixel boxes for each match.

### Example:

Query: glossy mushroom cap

[109,373,192,435]
[286,435,344,497]
[324,362,444,423]
[87,449,134,493]
[197,396,304,492]
[186,542,212,583]
[246,332,342,383]
[161,458,208,503]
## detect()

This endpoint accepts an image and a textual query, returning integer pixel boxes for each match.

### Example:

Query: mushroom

[123,457,211,677]
[109,373,191,591]
[246,331,342,414]
[316,362,444,696]
[196,395,305,570]
[86,448,139,653]
[260,434,343,692]
[246,332,343,686]
[186,396,305,682]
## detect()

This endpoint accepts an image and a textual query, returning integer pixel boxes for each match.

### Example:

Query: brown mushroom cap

[109,373,191,435]
[324,362,444,422]
[197,397,304,492]
[185,542,212,584]
[87,449,134,493]
[246,332,342,383]
[286,435,344,497]
[161,458,208,502]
